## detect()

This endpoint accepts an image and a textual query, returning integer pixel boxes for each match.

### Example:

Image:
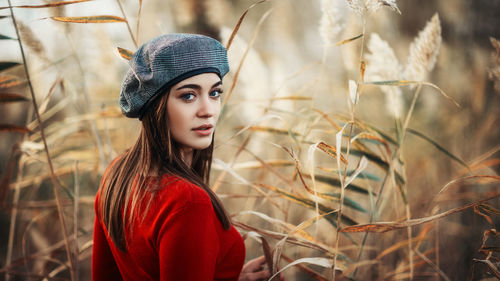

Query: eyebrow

[175,80,222,91]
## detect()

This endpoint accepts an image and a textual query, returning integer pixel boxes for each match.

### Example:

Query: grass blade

[225,0,270,50]
[0,75,23,88]
[317,142,348,164]
[117,47,133,60]
[0,62,20,72]
[341,193,500,233]
[51,15,126,23]
[256,183,358,227]
[335,33,363,46]
[0,124,30,133]
[406,128,470,171]
[0,0,90,10]
[0,33,16,40]
[0,93,29,103]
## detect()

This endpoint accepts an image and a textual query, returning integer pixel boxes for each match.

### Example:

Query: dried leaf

[0,33,16,40]
[117,47,134,60]
[360,61,366,82]
[303,173,375,195]
[226,0,269,50]
[51,15,126,23]
[0,93,29,103]
[351,132,392,158]
[341,194,500,233]
[0,124,31,133]
[472,259,500,279]
[335,33,363,46]
[0,62,20,72]
[38,78,62,114]
[270,257,337,281]
[348,80,358,105]
[256,182,358,227]
[0,75,23,88]
[261,237,275,278]
[365,80,459,107]
[317,142,348,164]
[0,0,90,10]
[478,204,500,216]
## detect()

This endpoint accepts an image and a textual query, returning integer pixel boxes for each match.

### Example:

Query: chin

[187,140,213,150]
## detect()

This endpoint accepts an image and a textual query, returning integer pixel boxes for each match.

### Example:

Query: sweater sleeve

[92,195,123,281]
[156,199,220,281]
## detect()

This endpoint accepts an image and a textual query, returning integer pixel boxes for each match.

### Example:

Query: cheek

[167,100,186,133]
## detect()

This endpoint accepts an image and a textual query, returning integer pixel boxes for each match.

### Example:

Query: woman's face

[167,72,222,152]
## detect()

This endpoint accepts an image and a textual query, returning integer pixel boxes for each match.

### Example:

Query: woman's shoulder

[154,174,212,208]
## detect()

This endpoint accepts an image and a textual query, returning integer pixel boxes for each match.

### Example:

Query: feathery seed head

[365,33,403,117]
[403,13,442,82]
[319,0,343,46]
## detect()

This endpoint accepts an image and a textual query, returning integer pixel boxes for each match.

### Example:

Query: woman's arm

[157,201,219,281]
[92,211,123,280]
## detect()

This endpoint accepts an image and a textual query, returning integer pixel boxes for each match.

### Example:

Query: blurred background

[0,0,499,280]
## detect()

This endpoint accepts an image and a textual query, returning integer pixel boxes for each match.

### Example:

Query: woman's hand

[239,255,270,281]
[239,256,284,281]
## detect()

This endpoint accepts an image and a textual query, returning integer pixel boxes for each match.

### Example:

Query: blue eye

[210,89,223,98]
[181,93,195,101]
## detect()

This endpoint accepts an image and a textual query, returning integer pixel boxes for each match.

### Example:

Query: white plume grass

[365,33,404,117]
[319,0,343,46]
[403,13,442,83]
[346,0,400,15]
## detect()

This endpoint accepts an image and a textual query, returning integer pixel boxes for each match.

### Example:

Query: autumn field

[0,0,499,280]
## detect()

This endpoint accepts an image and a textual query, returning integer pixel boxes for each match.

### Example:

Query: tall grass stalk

[332,11,367,281]
[6,1,75,280]
[73,161,80,281]
[115,0,138,48]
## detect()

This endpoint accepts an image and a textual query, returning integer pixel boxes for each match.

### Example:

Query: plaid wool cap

[119,33,230,118]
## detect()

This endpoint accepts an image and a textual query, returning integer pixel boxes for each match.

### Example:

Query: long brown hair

[98,90,230,251]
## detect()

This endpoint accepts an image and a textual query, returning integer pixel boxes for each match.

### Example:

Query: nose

[196,94,215,118]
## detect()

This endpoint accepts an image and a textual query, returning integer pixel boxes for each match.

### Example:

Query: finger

[247,270,271,281]
[242,256,267,272]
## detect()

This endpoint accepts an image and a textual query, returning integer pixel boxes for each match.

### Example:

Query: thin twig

[115,0,138,48]
[6,3,75,280]
[73,161,80,281]
[332,11,367,281]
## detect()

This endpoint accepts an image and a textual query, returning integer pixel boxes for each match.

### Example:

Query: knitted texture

[119,33,229,118]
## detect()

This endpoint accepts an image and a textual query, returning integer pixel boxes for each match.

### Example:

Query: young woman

[92,33,272,281]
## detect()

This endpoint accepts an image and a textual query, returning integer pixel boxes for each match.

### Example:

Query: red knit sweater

[92,175,245,281]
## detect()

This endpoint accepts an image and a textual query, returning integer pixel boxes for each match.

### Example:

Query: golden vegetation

[0,0,498,280]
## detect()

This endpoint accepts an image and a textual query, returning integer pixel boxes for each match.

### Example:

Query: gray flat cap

[119,33,230,118]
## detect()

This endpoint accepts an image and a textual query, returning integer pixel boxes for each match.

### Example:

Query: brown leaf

[341,194,500,233]
[0,93,29,103]
[360,61,366,82]
[317,142,348,164]
[261,237,275,277]
[0,0,90,10]
[0,75,23,88]
[51,15,126,23]
[473,259,500,279]
[117,47,134,60]
[0,124,31,133]
[335,33,363,46]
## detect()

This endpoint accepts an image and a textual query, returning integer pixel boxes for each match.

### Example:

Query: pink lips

[192,124,213,136]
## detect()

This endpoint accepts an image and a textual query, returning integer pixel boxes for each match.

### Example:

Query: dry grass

[0,0,499,280]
